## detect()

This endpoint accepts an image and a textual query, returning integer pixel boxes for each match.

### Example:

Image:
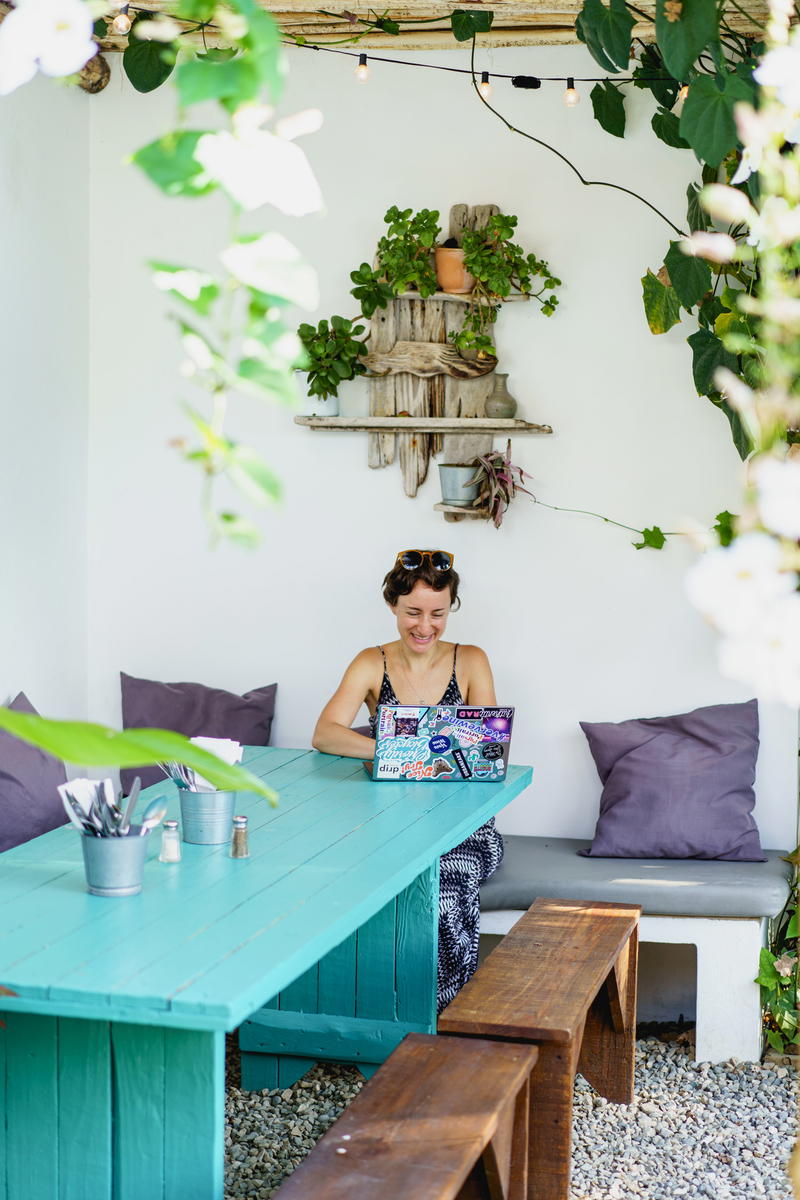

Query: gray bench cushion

[481,836,792,919]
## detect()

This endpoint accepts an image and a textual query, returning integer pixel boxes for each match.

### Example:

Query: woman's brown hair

[382,557,461,609]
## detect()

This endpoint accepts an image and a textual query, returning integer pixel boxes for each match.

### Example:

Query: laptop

[370,704,515,782]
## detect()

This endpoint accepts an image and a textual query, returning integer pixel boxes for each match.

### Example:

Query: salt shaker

[230,815,249,859]
[158,819,182,863]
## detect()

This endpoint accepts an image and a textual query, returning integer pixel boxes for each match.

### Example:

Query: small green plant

[466,440,533,529]
[450,214,561,358]
[375,205,441,297]
[757,860,798,1055]
[297,316,368,400]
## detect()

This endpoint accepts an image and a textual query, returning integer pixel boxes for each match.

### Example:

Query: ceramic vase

[484,373,517,419]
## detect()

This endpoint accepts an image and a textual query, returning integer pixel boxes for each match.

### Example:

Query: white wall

[0,76,90,718]
[86,45,797,850]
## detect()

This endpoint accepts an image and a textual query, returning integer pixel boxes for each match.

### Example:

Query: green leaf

[450,8,494,40]
[176,55,260,107]
[197,47,239,62]
[651,108,690,149]
[756,948,781,986]
[123,38,175,94]
[713,510,736,546]
[228,444,282,506]
[132,131,216,198]
[633,526,667,549]
[656,0,718,81]
[766,1029,787,1054]
[708,391,753,460]
[217,511,262,548]
[376,16,400,33]
[632,44,679,107]
[93,17,108,37]
[664,241,711,308]
[590,80,626,138]
[575,0,634,72]
[0,709,277,801]
[786,911,798,938]
[149,261,219,316]
[641,269,681,334]
[679,73,752,167]
[687,327,737,393]
[687,183,708,232]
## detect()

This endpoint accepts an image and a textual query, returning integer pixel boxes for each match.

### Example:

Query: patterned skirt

[437,819,504,1013]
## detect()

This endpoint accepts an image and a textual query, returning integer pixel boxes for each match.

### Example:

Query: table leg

[0,1012,224,1200]
[240,862,439,1088]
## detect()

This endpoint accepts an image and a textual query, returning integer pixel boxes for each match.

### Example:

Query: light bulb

[678,84,689,101]
[479,71,493,99]
[112,4,131,33]
[563,77,580,107]
[354,53,370,83]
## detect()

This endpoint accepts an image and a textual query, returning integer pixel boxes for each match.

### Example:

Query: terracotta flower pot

[435,247,475,295]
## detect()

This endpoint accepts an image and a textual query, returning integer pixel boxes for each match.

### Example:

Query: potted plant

[466,440,533,528]
[448,214,561,363]
[297,315,368,415]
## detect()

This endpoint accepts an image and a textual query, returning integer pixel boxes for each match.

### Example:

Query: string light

[563,76,580,107]
[678,83,689,101]
[478,70,493,99]
[111,3,132,34]
[354,53,370,82]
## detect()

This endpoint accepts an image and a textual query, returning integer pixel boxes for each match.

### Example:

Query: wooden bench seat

[273,1032,538,1199]
[439,897,640,1200]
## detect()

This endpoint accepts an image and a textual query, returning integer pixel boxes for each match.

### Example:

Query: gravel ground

[224,1037,796,1199]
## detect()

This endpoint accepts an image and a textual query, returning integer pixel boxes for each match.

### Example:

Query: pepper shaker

[230,815,249,859]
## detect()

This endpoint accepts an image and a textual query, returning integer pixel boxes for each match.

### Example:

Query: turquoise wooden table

[0,747,532,1200]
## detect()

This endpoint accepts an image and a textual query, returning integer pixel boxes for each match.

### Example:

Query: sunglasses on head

[395,550,454,573]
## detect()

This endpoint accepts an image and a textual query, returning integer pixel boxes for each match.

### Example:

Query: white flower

[686,532,796,636]
[275,108,323,141]
[754,456,800,539]
[701,184,753,226]
[0,0,96,95]
[153,268,213,301]
[718,591,800,706]
[133,15,181,41]
[213,5,248,40]
[754,44,800,110]
[221,233,319,310]
[747,196,800,250]
[194,127,322,215]
[680,231,737,263]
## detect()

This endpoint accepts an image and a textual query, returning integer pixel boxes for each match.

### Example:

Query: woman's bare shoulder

[457,643,491,665]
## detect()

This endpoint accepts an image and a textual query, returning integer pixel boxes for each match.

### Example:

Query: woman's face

[391,581,451,654]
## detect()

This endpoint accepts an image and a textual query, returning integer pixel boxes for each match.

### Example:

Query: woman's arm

[312,649,381,759]
[461,645,497,705]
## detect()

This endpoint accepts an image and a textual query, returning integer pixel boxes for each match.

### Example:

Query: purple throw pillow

[0,692,68,852]
[579,699,765,861]
[120,672,277,793]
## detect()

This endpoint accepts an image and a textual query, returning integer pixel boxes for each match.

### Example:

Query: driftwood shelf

[294,417,553,434]
[434,502,491,524]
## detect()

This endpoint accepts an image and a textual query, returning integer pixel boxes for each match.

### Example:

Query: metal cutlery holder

[81,826,149,897]
[179,790,236,845]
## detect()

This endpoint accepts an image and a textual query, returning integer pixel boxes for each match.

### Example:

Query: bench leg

[528,1040,575,1200]
[577,926,638,1104]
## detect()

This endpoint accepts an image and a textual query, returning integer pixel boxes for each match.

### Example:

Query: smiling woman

[312,549,504,1011]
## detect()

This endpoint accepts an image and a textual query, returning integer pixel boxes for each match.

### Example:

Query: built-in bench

[480,836,793,1064]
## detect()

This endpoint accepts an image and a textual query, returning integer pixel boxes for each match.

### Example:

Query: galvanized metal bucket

[179,790,235,845]
[81,827,149,897]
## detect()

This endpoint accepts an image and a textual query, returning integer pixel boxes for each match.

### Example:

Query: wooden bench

[479,835,793,1062]
[439,897,640,1200]
[272,1032,538,1199]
